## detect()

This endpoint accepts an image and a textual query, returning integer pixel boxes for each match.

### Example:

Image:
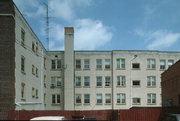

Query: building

[161,60,180,107]
[0,0,180,120]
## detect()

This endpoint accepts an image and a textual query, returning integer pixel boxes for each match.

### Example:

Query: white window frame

[105,76,111,87]
[96,94,103,104]
[147,76,156,87]
[117,58,125,69]
[132,97,141,105]
[168,60,174,67]
[117,93,126,104]
[105,59,111,69]
[96,76,102,87]
[96,59,102,69]
[84,59,90,69]
[75,94,82,104]
[75,77,81,87]
[51,59,61,70]
[75,59,81,69]
[84,76,90,87]
[147,59,156,69]
[147,93,156,104]
[84,94,90,104]
[160,60,166,70]
[105,94,111,104]
[52,94,61,104]
[117,76,126,87]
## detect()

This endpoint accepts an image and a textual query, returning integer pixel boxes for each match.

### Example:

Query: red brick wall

[0,0,15,120]
[161,60,180,107]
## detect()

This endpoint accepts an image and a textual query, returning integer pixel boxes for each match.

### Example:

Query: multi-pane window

[117,59,125,69]
[76,59,81,69]
[21,56,25,73]
[168,60,174,67]
[32,65,35,75]
[147,93,156,104]
[84,59,90,69]
[96,76,102,87]
[105,94,111,104]
[35,89,38,98]
[96,94,103,104]
[35,42,38,54]
[51,77,62,88]
[52,94,61,104]
[75,77,81,87]
[105,59,111,69]
[132,80,140,86]
[133,98,141,104]
[21,29,25,46]
[96,59,102,69]
[132,63,140,69]
[32,42,35,52]
[51,60,61,69]
[84,94,90,104]
[44,58,46,69]
[147,76,156,87]
[75,94,81,104]
[160,60,166,70]
[105,76,111,87]
[147,59,156,69]
[117,93,126,104]
[35,68,38,77]
[21,83,25,100]
[32,87,35,98]
[84,76,90,87]
[117,76,126,86]
[44,75,46,88]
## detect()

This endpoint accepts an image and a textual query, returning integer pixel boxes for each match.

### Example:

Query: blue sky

[13,0,180,51]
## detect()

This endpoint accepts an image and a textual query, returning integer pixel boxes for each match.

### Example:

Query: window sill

[105,103,112,105]
[147,103,156,105]
[51,69,62,71]
[132,103,141,105]
[146,68,156,70]
[116,86,126,88]
[147,86,156,88]
[116,103,126,105]
[105,86,111,88]
[132,86,141,88]
[116,68,126,70]
[132,68,141,70]
[51,103,61,106]
[96,68,103,71]
[96,103,103,105]
[83,86,90,88]
[96,86,103,88]
[83,68,90,71]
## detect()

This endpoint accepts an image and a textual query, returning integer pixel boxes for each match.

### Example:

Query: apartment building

[0,0,180,120]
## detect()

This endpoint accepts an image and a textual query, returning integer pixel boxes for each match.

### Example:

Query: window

[147,76,156,87]
[168,60,174,67]
[96,94,103,104]
[105,94,111,104]
[84,76,90,87]
[44,75,46,88]
[96,76,102,87]
[117,94,126,104]
[52,94,61,104]
[117,76,126,87]
[160,60,166,70]
[75,77,81,87]
[105,59,111,69]
[105,76,111,87]
[32,65,35,75]
[36,89,38,98]
[21,83,25,100]
[132,80,140,86]
[21,56,25,73]
[84,59,90,69]
[32,42,35,52]
[147,59,156,69]
[96,59,102,69]
[147,93,156,104]
[21,29,25,46]
[75,94,81,104]
[132,63,140,69]
[35,42,38,54]
[76,59,81,69]
[44,93,46,105]
[117,59,125,69]
[51,77,62,88]
[32,87,35,98]
[44,58,46,69]
[84,94,90,104]
[51,60,61,69]
[35,68,38,77]
[133,98,141,104]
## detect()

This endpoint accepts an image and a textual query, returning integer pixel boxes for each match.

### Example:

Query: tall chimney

[64,27,74,110]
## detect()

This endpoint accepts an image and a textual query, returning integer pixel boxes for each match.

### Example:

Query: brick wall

[0,0,15,120]
[161,60,180,107]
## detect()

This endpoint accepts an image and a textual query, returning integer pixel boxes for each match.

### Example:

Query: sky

[13,0,180,51]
